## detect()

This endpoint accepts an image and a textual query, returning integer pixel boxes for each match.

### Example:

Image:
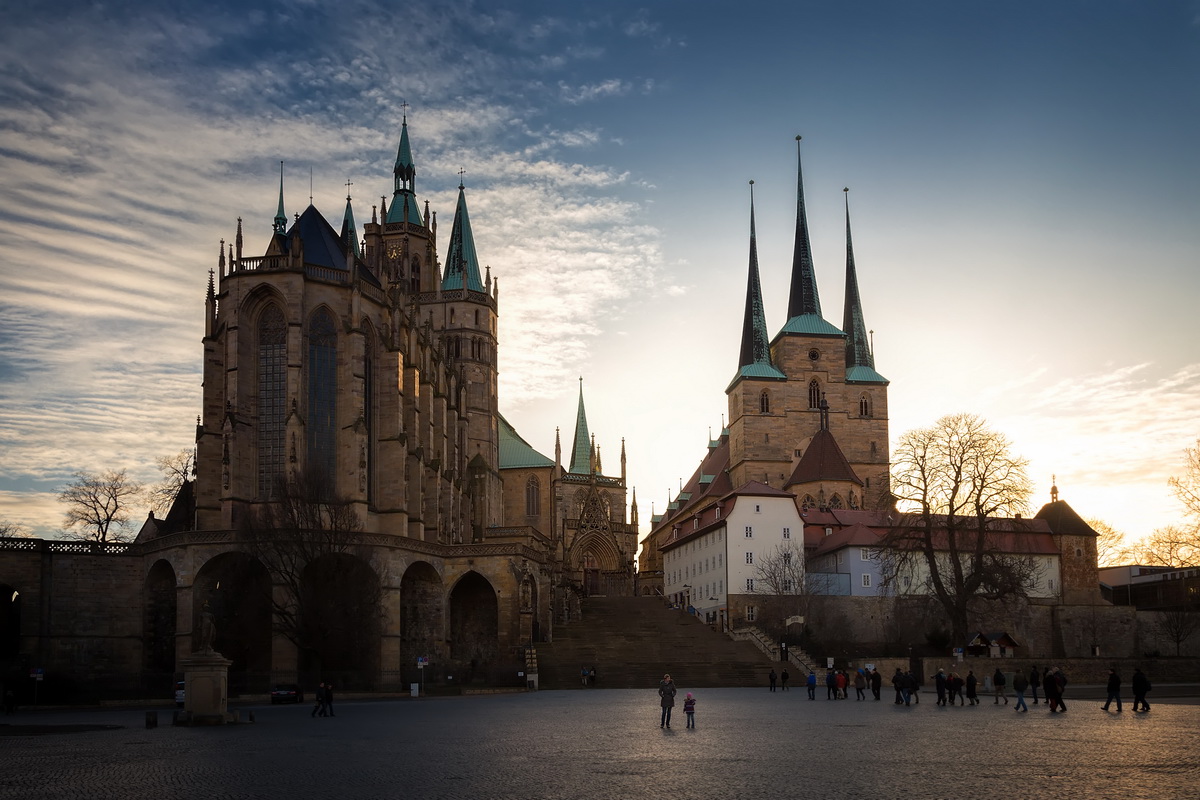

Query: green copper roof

[441,185,485,292]
[498,414,553,468]
[568,380,592,474]
[776,313,846,337]
[846,365,889,384]
[385,191,424,226]
[340,195,360,258]
[386,119,423,226]
[738,183,774,372]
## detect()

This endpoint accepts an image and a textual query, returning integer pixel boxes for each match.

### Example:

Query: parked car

[270,683,305,704]
[174,680,185,708]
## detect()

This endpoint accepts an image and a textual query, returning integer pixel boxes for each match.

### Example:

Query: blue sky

[1,0,1198,544]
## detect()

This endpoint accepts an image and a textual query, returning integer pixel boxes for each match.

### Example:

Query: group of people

[580,666,598,687]
[803,667,883,701]
[311,682,335,718]
[657,674,696,728]
[1103,667,1153,712]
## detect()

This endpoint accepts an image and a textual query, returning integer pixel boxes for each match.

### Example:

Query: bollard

[145,711,158,729]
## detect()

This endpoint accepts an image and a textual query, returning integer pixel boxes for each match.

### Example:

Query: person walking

[683,692,697,727]
[935,669,947,706]
[780,669,790,691]
[325,682,335,717]
[965,671,979,705]
[826,669,837,700]
[1044,668,1060,712]
[312,682,327,718]
[1053,668,1068,713]
[1131,668,1151,712]
[951,672,966,705]
[854,669,867,700]
[582,666,590,687]
[907,671,920,704]
[1012,670,1029,712]
[892,668,906,705]
[769,669,777,692]
[806,670,817,700]
[870,668,882,701]
[1102,668,1122,712]
[836,670,848,699]
[992,668,1008,705]
[1029,665,1041,705]
[658,673,677,728]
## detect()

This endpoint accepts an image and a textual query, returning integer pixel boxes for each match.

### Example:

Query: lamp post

[683,584,691,611]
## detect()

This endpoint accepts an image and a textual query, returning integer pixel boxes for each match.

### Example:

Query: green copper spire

[736,181,784,382]
[441,180,485,292]
[786,136,821,319]
[273,161,287,234]
[568,378,592,475]
[340,184,360,258]
[386,114,423,226]
[841,188,888,384]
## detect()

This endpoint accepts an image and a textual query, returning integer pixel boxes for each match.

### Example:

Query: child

[683,692,696,728]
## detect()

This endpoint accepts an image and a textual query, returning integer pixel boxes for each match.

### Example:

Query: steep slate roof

[732,182,785,387]
[785,428,863,488]
[841,189,887,385]
[498,414,553,468]
[802,509,1059,556]
[441,185,485,292]
[659,479,799,552]
[286,205,351,271]
[651,431,734,534]
[1034,500,1099,538]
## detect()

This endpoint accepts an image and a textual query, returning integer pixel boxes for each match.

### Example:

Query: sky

[1,0,1198,547]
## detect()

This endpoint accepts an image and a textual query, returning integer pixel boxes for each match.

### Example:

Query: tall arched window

[257,305,287,498]
[307,309,338,489]
[759,390,771,414]
[808,379,821,409]
[830,494,844,509]
[410,257,421,293]
[525,475,540,517]
[859,394,871,417]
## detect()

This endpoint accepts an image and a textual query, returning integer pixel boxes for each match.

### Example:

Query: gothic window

[859,394,871,417]
[830,494,844,509]
[579,490,609,535]
[410,257,420,293]
[801,495,817,511]
[808,380,820,409]
[525,475,540,517]
[307,309,338,489]
[256,305,287,498]
[759,390,770,414]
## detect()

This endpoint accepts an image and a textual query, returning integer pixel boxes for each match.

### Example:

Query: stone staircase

[536,596,779,689]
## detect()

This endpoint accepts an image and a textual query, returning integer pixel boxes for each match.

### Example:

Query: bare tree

[148,449,196,515]
[881,413,1038,646]
[58,469,144,542]
[1087,518,1131,567]
[1152,608,1200,656]
[1128,525,1200,568]
[240,468,381,674]
[1168,438,1200,521]
[753,541,810,632]
[0,517,30,538]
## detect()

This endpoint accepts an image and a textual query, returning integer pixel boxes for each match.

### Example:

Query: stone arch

[448,571,498,672]
[0,582,20,660]
[192,552,272,692]
[399,561,443,666]
[143,559,177,676]
[300,553,381,688]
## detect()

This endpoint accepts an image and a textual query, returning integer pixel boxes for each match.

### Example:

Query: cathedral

[640,137,891,599]
[0,116,637,695]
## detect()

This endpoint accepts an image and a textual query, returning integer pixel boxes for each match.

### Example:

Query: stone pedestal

[180,653,234,725]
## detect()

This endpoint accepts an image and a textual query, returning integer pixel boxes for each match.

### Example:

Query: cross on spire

[345,179,353,200]
[400,100,409,120]
[458,167,466,189]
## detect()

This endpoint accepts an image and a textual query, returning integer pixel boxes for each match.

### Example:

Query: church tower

[726,137,890,509]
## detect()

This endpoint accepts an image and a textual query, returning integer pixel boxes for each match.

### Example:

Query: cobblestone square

[2,689,1198,799]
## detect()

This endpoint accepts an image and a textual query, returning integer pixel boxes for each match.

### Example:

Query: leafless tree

[753,541,810,632]
[1087,518,1132,567]
[1128,525,1200,568]
[240,468,381,672]
[1152,608,1200,656]
[148,449,196,515]
[0,517,30,538]
[58,469,144,542]
[1168,438,1200,522]
[881,413,1038,645]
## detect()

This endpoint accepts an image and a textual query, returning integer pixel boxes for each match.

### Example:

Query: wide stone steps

[536,596,778,689]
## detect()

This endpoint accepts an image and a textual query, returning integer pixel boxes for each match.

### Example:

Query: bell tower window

[759,390,770,414]
[808,379,820,409]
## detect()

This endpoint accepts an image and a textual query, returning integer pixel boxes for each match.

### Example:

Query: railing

[0,536,134,555]
[731,625,813,673]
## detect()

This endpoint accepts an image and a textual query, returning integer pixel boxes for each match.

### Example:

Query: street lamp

[683,584,691,610]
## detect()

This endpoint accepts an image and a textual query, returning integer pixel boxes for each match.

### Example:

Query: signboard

[417,656,429,667]
[30,668,44,681]
[827,657,835,669]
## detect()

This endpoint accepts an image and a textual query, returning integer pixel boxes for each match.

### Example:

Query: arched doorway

[399,561,443,669]
[143,561,177,679]
[582,552,601,596]
[192,552,272,694]
[448,571,497,681]
[300,554,381,689]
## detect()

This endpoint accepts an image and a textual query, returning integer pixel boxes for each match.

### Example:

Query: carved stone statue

[195,602,217,655]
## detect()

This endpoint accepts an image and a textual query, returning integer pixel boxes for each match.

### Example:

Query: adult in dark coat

[1029,666,1041,705]
[1053,668,1068,712]
[892,668,906,704]
[965,671,979,705]
[325,682,335,717]
[1102,669,1122,712]
[312,682,327,718]
[870,668,882,700]
[658,674,677,728]
[935,670,948,706]
[1131,668,1151,712]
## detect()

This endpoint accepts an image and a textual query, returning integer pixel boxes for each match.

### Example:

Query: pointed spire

[341,181,360,258]
[555,426,562,469]
[441,181,485,292]
[786,136,822,319]
[235,217,243,262]
[273,161,287,235]
[841,188,874,371]
[386,112,423,226]
[738,180,773,370]
[568,378,592,474]
[218,239,225,272]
